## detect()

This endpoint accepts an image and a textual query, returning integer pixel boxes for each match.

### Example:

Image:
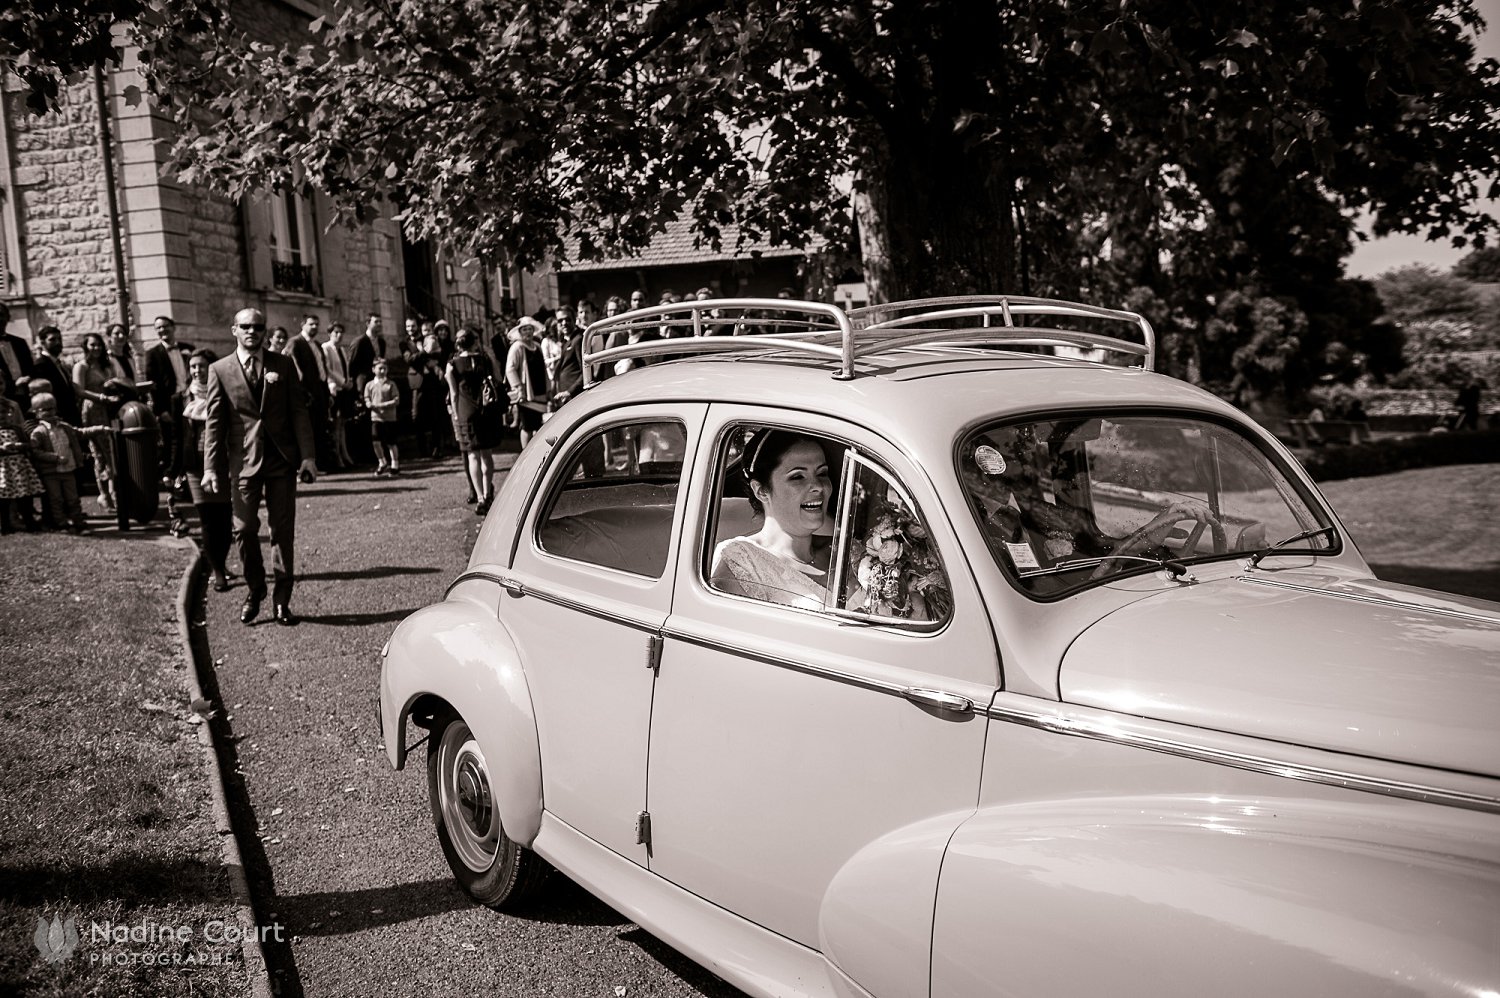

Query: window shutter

[318,193,350,304]
[241,196,275,291]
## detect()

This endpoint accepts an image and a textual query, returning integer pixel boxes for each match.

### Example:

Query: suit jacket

[286,334,329,405]
[553,333,585,396]
[322,340,350,392]
[144,341,194,414]
[204,350,315,480]
[30,354,82,425]
[348,334,385,393]
[0,331,34,390]
[28,419,86,473]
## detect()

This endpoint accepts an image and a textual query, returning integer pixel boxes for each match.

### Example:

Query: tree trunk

[854,133,1018,304]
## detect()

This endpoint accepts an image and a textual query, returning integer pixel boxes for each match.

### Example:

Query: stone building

[0,2,505,359]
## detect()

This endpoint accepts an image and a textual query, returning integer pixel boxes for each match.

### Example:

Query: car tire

[427,710,549,909]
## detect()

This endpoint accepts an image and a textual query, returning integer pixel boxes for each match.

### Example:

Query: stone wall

[2,81,119,348]
[3,0,500,363]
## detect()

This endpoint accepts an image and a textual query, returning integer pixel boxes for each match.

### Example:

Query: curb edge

[173,539,275,998]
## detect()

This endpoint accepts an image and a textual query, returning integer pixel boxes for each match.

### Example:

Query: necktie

[246,356,260,387]
[333,344,346,378]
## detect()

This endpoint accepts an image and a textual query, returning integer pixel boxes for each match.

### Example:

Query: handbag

[480,374,502,409]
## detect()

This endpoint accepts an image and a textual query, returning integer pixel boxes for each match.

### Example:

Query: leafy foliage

[6,0,1498,405]
[1454,245,1500,282]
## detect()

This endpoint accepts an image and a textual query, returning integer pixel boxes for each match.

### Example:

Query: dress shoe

[273,604,299,627]
[241,591,265,624]
[212,575,232,593]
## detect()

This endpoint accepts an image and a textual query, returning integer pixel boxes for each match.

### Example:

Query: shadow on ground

[297,608,420,626]
[298,566,440,583]
[273,873,633,937]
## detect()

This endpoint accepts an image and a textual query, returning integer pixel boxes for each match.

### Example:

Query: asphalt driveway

[196,454,740,998]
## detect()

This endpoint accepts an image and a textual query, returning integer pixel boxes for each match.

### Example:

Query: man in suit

[286,314,333,470]
[31,325,81,426]
[145,315,194,484]
[346,314,385,465]
[0,300,34,399]
[322,321,355,469]
[202,307,317,626]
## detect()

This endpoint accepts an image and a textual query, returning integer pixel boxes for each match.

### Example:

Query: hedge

[1299,429,1500,482]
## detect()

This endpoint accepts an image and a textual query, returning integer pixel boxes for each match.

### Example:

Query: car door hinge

[645,633,663,674]
[635,810,652,849]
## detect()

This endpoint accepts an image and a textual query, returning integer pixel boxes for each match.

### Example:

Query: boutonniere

[264,371,280,385]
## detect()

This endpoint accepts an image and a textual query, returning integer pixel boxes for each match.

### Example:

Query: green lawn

[1319,463,1500,603]
[0,534,246,997]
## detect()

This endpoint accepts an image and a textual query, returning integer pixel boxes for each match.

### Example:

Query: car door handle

[902,688,974,713]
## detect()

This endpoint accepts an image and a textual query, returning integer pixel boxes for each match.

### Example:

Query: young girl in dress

[0,367,43,532]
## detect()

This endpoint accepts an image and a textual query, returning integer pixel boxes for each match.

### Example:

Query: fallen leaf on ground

[271,807,283,816]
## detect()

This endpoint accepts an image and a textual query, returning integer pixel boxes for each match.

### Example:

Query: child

[363,360,401,476]
[26,392,88,532]
[0,377,43,533]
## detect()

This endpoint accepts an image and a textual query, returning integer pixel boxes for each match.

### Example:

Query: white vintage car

[379,296,1500,998]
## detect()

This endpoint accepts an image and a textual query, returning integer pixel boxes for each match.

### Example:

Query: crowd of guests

[0,285,800,534]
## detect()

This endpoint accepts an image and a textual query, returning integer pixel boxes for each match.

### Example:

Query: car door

[646,405,997,948]
[503,403,706,864]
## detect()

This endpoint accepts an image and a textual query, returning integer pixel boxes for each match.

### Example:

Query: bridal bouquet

[853,498,953,621]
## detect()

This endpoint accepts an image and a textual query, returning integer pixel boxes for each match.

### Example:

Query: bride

[710,429,834,610]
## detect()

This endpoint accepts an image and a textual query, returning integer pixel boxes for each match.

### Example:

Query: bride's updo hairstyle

[742,428,816,516]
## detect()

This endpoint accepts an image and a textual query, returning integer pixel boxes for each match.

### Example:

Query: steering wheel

[1089,508,1222,581]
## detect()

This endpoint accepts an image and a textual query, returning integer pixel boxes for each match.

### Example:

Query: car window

[536,419,688,578]
[706,424,951,624]
[959,414,1334,597]
[832,455,954,622]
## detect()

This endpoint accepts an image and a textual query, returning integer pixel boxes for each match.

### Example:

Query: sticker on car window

[974,445,1006,476]
[1005,541,1040,570]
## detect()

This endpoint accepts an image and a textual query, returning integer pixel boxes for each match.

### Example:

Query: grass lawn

[0,533,247,997]
[1319,463,1500,603]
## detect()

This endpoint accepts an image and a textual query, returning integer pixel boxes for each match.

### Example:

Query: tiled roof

[559,213,808,272]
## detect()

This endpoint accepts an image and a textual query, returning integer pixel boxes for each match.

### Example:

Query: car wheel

[427,710,548,909]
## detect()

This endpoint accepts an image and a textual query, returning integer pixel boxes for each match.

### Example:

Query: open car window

[706,424,951,625]
[536,419,687,578]
[959,414,1334,598]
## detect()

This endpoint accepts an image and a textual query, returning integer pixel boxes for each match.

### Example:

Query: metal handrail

[579,294,1156,384]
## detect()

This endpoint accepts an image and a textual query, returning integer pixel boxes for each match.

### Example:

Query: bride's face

[755,440,831,537]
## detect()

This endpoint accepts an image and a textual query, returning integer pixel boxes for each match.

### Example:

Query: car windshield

[958,413,1334,597]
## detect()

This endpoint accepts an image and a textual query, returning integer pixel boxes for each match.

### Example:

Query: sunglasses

[237,323,267,331]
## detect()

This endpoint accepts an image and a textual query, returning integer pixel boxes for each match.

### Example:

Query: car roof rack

[579,295,1154,386]
[850,296,1155,371]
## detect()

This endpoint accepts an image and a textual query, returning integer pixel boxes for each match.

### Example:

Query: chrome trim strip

[985,701,1500,815]
[446,569,511,598]
[1239,576,1500,625]
[447,571,659,632]
[663,626,920,700]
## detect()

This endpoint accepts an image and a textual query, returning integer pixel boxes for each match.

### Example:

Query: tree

[1454,245,1500,282]
[5,0,1498,406]
[1374,264,1483,327]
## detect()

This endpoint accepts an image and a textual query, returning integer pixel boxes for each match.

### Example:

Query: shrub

[1300,429,1500,482]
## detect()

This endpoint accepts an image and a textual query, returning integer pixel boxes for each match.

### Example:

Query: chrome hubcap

[438,721,499,873]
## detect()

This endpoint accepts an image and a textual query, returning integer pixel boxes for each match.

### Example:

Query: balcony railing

[272,259,318,295]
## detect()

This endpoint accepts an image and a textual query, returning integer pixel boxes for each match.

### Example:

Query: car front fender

[379,581,543,846]
[818,810,975,998]
[931,794,1500,998]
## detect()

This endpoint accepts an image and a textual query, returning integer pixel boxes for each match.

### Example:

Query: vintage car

[379,296,1500,998]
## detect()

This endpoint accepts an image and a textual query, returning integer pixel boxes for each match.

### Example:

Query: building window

[269,189,319,294]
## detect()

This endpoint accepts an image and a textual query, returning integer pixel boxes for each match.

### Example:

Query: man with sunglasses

[202,307,318,626]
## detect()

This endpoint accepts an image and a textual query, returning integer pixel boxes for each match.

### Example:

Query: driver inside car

[961,431,1109,572]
